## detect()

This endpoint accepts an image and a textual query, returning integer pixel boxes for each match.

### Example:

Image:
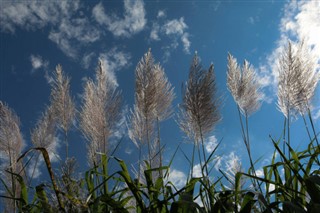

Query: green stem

[156,117,163,177]
[308,108,319,146]
[302,114,312,142]
[145,116,152,167]
[199,126,209,178]
[237,106,259,193]
[287,110,291,160]
[196,141,203,178]
[245,112,263,195]
[138,145,142,182]
[64,129,68,160]
[191,142,195,178]
[282,117,287,156]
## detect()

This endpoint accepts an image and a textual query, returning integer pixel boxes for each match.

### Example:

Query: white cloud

[168,169,187,189]
[181,33,191,54]
[194,196,203,207]
[216,151,241,175]
[224,152,241,173]
[314,109,320,120]
[162,17,191,53]
[0,1,79,33]
[82,52,96,69]
[157,10,166,19]
[150,14,191,55]
[205,135,218,153]
[99,48,131,87]
[0,1,101,59]
[150,23,160,41]
[266,183,275,192]
[30,54,49,73]
[255,169,264,178]
[92,0,146,37]
[192,163,202,178]
[48,17,100,58]
[258,1,320,102]
[163,17,187,35]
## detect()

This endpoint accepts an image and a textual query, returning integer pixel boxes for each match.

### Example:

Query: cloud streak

[92,0,146,37]
[0,0,101,59]
[30,54,49,72]
[150,13,191,56]
[99,48,131,87]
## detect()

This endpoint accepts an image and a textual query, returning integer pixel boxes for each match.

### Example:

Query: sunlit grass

[1,42,319,212]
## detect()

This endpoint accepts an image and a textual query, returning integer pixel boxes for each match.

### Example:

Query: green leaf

[240,191,255,213]
[305,175,320,203]
[170,192,204,213]
[18,147,65,211]
[36,184,53,213]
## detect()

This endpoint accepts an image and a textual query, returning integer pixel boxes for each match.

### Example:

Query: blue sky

[1,0,320,189]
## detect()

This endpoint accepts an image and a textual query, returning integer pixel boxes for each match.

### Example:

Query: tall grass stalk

[129,49,174,183]
[2,40,320,212]
[153,63,175,177]
[80,60,122,165]
[30,105,58,187]
[178,52,221,212]
[227,53,262,195]
[278,40,320,157]
[0,101,24,212]
[130,50,156,167]
[50,65,75,160]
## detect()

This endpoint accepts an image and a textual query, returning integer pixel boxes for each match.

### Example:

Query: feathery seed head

[227,53,261,116]
[130,49,175,147]
[179,53,221,142]
[50,64,75,133]
[0,101,23,167]
[80,60,122,165]
[277,40,320,118]
[153,63,175,121]
[31,106,57,149]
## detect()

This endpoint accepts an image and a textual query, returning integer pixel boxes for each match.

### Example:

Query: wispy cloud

[150,13,191,56]
[92,0,146,38]
[214,151,242,175]
[224,152,241,173]
[157,10,166,19]
[82,52,96,69]
[163,17,188,35]
[314,109,320,120]
[258,1,320,102]
[247,16,260,25]
[0,1,100,59]
[205,135,218,153]
[150,23,160,41]
[99,48,131,87]
[0,1,79,33]
[30,54,49,73]
[48,17,100,58]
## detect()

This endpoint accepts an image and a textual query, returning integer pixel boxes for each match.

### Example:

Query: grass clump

[0,41,320,212]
